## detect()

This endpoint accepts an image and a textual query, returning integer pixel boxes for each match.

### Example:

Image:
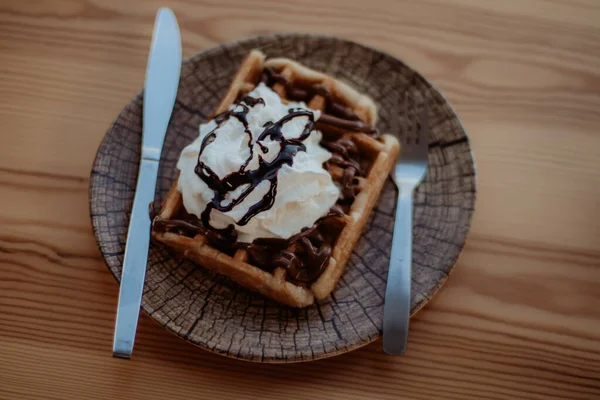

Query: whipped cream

[177,83,340,242]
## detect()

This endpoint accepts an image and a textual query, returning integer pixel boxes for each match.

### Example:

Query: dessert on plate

[151,50,399,307]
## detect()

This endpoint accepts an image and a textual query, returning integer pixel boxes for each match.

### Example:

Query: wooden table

[1,1,599,399]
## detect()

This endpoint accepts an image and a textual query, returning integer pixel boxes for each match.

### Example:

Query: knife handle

[113,159,159,358]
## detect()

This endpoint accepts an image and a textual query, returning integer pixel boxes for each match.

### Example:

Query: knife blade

[112,7,181,359]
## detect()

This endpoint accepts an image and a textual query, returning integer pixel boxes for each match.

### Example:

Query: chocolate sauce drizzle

[194,96,315,235]
[245,207,347,283]
[153,212,238,252]
[153,68,378,285]
[261,67,379,137]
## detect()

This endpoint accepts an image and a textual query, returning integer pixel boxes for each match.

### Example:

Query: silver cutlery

[383,93,429,354]
[112,8,182,359]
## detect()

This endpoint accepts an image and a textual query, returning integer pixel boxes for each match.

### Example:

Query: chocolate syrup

[318,114,378,135]
[153,211,237,251]
[194,95,315,233]
[322,138,357,156]
[328,102,360,121]
[273,241,331,283]
[245,215,338,283]
[153,217,204,236]
[262,67,379,137]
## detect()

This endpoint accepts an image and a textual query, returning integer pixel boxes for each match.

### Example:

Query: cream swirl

[177,83,340,243]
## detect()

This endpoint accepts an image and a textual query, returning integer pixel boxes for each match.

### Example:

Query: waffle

[152,50,400,307]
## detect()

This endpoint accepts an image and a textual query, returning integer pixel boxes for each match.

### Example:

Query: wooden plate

[89,34,475,362]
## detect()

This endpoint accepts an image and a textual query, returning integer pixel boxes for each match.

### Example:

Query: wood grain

[1,0,600,398]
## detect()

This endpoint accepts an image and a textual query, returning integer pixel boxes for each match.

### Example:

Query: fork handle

[382,188,413,354]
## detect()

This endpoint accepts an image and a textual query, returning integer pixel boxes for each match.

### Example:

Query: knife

[112,8,181,359]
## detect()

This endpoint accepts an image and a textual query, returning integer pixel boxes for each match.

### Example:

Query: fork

[382,93,429,354]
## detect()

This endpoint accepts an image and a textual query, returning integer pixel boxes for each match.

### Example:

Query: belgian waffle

[152,50,400,307]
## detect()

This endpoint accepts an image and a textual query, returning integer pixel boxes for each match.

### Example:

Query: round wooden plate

[90,34,475,362]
